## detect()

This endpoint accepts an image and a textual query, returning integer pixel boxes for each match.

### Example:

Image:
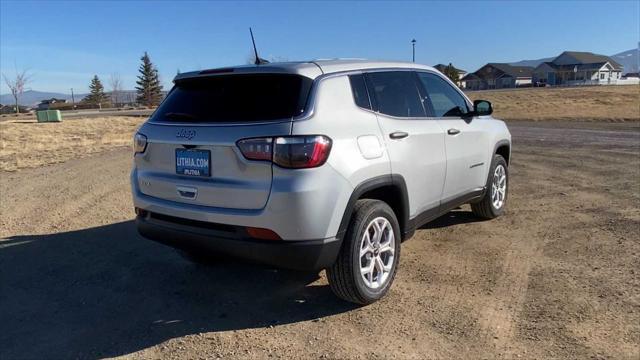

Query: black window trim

[414,70,472,119]
[348,74,373,111]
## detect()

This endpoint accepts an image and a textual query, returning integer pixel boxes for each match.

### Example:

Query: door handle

[389,131,409,140]
[447,128,461,135]
[177,186,198,199]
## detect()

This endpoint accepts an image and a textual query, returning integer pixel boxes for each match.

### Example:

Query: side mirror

[473,100,493,116]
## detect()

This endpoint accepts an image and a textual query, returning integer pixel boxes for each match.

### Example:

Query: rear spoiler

[173,63,323,84]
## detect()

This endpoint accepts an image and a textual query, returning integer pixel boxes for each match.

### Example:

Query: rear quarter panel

[291,74,392,237]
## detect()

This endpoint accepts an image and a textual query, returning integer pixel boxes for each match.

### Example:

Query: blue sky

[1,0,638,94]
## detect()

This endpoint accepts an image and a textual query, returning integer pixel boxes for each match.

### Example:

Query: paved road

[509,121,640,149]
[61,109,154,119]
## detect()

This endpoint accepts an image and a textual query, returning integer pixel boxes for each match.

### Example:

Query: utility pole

[70,88,75,109]
[411,39,416,63]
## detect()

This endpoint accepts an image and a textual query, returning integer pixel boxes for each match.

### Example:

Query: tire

[471,154,508,219]
[327,199,401,305]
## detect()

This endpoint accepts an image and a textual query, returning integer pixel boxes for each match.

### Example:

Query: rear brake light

[273,136,332,168]
[198,67,235,75]
[237,135,332,169]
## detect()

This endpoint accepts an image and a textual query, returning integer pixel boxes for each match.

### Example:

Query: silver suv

[131,60,511,304]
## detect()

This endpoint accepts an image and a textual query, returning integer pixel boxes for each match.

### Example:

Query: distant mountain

[611,48,639,74]
[0,90,74,107]
[509,57,554,68]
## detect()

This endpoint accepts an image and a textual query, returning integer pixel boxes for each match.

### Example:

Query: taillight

[237,137,273,161]
[237,135,332,169]
[273,136,332,168]
[133,132,147,154]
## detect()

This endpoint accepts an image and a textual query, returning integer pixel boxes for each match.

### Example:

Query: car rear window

[153,73,313,123]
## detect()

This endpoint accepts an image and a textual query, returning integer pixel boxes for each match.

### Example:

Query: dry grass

[466,85,640,121]
[0,116,144,171]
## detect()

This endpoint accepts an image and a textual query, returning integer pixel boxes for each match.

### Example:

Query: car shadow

[0,221,357,359]
[419,209,487,230]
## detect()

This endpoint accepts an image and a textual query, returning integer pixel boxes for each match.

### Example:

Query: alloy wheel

[359,217,395,289]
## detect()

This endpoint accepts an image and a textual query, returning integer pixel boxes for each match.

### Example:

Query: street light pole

[411,39,416,63]
[70,88,75,109]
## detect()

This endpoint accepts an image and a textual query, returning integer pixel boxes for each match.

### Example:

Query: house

[432,64,467,86]
[0,104,32,114]
[37,98,68,110]
[533,51,623,86]
[461,63,534,90]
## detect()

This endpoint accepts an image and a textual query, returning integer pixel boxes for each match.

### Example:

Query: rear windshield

[153,73,313,123]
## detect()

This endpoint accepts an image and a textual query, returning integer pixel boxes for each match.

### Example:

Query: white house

[533,51,623,86]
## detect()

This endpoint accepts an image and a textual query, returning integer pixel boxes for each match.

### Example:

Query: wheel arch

[337,175,412,242]
[494,139,511,166]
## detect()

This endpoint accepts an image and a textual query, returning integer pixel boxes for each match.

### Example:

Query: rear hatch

[135,73,314,210]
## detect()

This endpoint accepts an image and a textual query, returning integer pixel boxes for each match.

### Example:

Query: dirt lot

[467,85,640,122]
[0,119,638,359]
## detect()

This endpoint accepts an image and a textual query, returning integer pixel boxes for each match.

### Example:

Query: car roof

[174,59,437,82]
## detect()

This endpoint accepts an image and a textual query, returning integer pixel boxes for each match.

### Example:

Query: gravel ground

[0,121,638,359]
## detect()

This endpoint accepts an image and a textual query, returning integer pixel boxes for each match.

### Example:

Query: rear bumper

[131,165,353,241]
[136,213,341,271]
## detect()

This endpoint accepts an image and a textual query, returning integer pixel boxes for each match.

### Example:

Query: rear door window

[153,73,313,123]
[416,72,469,117]
[365,71,426,118]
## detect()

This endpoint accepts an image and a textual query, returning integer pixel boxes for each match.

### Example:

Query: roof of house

[459,63,535,81]
[487,63,534,78]
[553,51,623,70]
[433,64,466,74]
[460,73,481,81]
[40,98,67,104]
[539,61,617,72]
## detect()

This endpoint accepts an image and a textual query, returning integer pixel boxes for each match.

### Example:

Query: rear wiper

[164,112,200,121]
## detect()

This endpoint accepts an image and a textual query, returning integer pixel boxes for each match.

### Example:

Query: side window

[348,74,371,110]
[417,72,469,117]
[365,71,426,118]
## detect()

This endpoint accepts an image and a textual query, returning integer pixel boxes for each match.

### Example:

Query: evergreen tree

[83,75,107,108]
[136,52,163,106]
[443,63,460,85]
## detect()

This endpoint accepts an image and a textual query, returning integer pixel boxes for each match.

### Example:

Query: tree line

[83,51,164,109]
[3,55,463,113]
[2,51,164,113]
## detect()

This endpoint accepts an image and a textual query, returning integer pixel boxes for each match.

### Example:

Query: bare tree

[109,73,123,108]
[2,69,31,114]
